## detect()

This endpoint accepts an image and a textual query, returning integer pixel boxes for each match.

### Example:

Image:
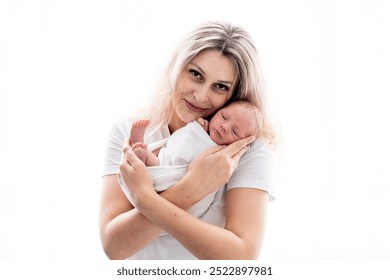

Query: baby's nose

[221,123,229,132]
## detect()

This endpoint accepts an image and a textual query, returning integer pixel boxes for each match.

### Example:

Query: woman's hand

[184,135,255,202]
[118,138,154,208]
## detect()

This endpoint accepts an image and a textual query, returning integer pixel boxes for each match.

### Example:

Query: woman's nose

[193,86,210,102]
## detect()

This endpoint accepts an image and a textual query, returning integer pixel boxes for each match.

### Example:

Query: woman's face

[170,49,236,132]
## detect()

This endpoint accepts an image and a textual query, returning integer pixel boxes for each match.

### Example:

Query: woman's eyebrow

[189,62,233,85]
[219,80,233,85]
[189,62,205,74]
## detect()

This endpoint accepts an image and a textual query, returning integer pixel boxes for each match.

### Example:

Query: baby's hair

[225,100,263,139]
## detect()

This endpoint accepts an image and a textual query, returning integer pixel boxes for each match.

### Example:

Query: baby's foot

[131,142,148,164]
[130,119,150,145]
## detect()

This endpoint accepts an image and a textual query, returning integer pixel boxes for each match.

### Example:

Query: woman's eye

[190,70,202,79]
[216,84,229,91]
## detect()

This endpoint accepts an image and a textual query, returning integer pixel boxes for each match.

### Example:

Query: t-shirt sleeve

[227,138,275,201]
[102,118,131,177]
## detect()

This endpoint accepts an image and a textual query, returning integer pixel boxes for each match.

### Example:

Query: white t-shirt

[102,117,275,260]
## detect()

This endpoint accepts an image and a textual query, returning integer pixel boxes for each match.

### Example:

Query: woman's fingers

[224,136,255,170]
[120,138,143,172]
[122,137,130,153]
[199,143,227,156]
[198,136,254,166]
[224,136,255,157]
[125,149,144,170]
[230,145,249,166]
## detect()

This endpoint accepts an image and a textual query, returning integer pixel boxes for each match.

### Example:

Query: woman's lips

[185,100,208,114]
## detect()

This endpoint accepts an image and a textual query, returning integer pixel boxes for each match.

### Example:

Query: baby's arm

[196,118,209,132]
[132,143,160,166]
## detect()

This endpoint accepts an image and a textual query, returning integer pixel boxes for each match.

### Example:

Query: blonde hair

[143,21,275,145]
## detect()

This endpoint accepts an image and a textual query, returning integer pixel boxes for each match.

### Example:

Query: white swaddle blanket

[147,121,218,217]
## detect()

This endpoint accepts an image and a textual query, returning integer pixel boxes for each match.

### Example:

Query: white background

[1,0,389,262]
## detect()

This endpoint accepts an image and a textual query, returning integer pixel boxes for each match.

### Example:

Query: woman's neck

[168,116,186,134]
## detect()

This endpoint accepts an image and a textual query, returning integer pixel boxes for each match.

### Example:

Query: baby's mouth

[214,128,222,138]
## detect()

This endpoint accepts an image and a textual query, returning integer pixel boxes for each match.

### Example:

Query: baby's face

[208,103,256,145]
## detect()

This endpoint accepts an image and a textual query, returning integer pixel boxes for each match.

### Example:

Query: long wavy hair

[142,21,275,145]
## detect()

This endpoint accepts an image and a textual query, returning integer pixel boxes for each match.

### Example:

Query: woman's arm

[120,137,268,259]
[99,173,207,259]
[99,175,160,259]
[138,186,268,259]
[99,147,228,259]
[100,135,256,259]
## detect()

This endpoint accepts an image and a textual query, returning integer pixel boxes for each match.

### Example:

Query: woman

[99,21,275,260]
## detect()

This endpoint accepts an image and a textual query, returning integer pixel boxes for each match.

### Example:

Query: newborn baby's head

[208,101,262,145]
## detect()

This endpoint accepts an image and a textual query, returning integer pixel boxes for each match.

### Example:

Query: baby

[127,100,262,218]
[129,100,263,167]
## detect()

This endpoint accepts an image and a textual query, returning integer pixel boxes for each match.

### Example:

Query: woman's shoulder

[110,115,133,135]
[227,137,275,200]
[242,137,271,160]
